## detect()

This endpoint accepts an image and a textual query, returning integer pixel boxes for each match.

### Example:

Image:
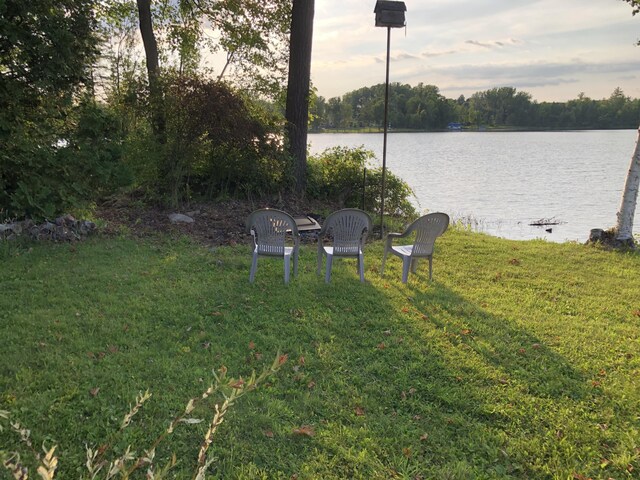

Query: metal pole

[362,167,367,211]
[380,26,391,238]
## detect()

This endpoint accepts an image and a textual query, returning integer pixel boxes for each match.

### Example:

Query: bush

[125,74,289,207]
[0,100,129,222]
[307,146,416,220]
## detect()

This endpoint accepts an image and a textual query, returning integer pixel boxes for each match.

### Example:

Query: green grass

[1,230,639,479]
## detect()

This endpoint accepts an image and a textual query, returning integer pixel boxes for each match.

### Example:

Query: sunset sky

[310,0,640,102]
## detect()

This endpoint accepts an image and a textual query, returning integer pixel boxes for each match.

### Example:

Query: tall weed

[0,354,286,479]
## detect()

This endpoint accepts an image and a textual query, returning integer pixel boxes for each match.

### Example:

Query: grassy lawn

[1,229,639,479]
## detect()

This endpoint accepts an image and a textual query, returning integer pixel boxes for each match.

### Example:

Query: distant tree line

[309,84,640,131]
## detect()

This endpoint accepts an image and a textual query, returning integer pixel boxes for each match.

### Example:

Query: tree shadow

[404,280,589,401]
[204,252,590,478]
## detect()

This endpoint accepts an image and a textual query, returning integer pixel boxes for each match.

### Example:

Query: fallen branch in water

[529,217,566,227]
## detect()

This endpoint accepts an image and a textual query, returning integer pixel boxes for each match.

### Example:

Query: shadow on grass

[405,281,589,401]
[201,248,592,479]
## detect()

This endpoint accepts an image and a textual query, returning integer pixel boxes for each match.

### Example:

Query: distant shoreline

[310,126,637,134]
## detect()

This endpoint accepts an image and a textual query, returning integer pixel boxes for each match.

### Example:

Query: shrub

[307,146,417,220]
[0,100,129,222]
[125,74,289,207]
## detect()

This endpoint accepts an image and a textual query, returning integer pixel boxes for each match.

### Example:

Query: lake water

[308,130,639,243]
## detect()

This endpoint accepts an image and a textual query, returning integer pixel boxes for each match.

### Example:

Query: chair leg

[401,256,411,283]
[325,254,333,283]
[250,252,258,283]
[293,248,299,277]
[428,255,433,281]
[317,246,323,276]
[358,252,365,282]
[284,254,291,284]
[411,258,419,273]
[381,249,388,277]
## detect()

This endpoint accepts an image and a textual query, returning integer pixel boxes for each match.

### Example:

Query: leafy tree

[405,83,450,129]
[624,0,640,13]
[101,0,291,97]
[202,0,291,97]
[309,93,326,132]
[566,93,599,129]
[99,0,293,206]
[468,87,532,126]
[343,85,385,128]
[0,0,126,220]
[123,74,287,205]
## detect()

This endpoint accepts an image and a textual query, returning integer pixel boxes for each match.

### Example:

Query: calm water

[308,130,639,242]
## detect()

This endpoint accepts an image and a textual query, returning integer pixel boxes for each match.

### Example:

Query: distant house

[447,122,462,130]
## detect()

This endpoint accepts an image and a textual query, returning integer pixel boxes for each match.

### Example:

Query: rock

[185,210,200,217]
[586,228,636,249]
[0,215,97,242]
[0,223,18,235]
[588,228,605,243]
[55,214,76,226]
[41,221,56,233]
[78,220,96,235]
[168,213,195,224]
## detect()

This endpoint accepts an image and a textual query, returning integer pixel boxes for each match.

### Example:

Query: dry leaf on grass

[292,425,315,437]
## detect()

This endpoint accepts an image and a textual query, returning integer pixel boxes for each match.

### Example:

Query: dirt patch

[95,196,342,247]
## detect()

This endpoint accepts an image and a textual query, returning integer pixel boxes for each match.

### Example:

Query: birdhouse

[374,1,407,28]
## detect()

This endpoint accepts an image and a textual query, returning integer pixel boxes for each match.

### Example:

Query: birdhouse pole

[374,1,406,238]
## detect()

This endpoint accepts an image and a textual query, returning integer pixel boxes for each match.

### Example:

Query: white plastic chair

[317,209,372,283]
[381,212,449,283]
[246,209,300,284]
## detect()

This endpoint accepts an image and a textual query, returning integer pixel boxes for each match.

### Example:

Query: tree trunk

[136,0,165,144]
[285,0,314,196]
[614,126,640,245]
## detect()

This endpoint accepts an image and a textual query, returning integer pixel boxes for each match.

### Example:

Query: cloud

[395,53,421,61]
[310,0,640,100]
[464,38,523,50]
[388,58,640,101]
[429,60,640,81]
[421,49,459,58]
[465,40,495,49]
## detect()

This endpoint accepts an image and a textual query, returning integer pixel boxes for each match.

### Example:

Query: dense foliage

[99,0,291,98]
[159,76,288,204]
[307,146,416,219]
[312,84,640,131]
[0,0,297,219]
[0,0,128,220]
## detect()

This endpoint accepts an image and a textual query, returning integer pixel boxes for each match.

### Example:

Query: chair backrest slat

[408,212,449,256]
[247,209,298,256]
[323,209,372,255]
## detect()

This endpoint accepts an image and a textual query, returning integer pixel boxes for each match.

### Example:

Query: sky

[310,0,640,102]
